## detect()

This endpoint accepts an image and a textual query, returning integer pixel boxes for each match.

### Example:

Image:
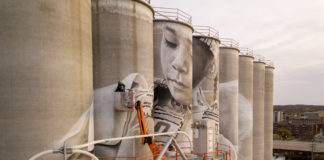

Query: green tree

[276,128,292,140]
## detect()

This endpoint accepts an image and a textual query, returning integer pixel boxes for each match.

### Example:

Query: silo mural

[153,8,193,152]
[238,48,254,160]
[253,55,266,160]
[192,26,220,153]
[219,38,240,160]
[91,0,154,157]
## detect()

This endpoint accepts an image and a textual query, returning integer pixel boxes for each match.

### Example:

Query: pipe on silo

[253,56,266,160]
[92,0,154,157]
[264,62,275,160]
[0,0,93,159]
[219,40,239,157]
[238,51,254,160]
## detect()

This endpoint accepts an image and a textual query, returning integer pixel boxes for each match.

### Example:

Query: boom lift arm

[135,101,160,157]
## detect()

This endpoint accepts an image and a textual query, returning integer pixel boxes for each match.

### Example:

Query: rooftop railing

[193,26,219,39]
[220,38,239,49]
[141,0,150,4]
[239,47,254,57]
[266,60,275,67]
[254,54,266,63]
[153,7,192,25]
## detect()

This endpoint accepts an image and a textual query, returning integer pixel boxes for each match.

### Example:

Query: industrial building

[0,0,275,160]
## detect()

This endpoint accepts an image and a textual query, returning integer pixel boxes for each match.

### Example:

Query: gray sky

[151,0,324,105]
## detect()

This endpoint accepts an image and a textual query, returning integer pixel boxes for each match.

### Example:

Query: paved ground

[273,140,324,153]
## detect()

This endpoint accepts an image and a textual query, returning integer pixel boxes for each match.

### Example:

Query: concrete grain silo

[192,26,220,153]
[253,55,266,160]
[238,48,254,160]
[264,60,275,160]
[0,0,93,159]
[92,0,154,157]
[219,38,239,155]
[153,7,193,151]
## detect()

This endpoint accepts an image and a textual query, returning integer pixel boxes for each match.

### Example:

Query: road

[274,140,324,153]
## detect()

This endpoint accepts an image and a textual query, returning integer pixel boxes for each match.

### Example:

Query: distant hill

[274,105,324,113]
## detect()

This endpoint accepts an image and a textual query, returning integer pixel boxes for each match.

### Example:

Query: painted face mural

[153,22,193,147]
[192,37,219,118]
[160,25,193,105]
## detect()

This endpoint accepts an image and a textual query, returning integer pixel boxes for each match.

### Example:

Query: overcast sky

[151,0,324,105]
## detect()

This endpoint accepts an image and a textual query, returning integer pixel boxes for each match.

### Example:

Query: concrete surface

[219,47,239,154]
[264,66,275,160]
[92,0,154,89]
[91,0,154,157]
[0,0,93,159]
[238,55,254,160]
[253,61,266,160]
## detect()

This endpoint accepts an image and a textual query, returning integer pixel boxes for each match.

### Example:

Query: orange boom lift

[135,101,160,158]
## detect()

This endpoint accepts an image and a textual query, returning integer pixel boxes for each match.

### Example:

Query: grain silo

[152,7,193,151]
[219,38,240,154]
[0,0,93,159]
[253,54,266,160]
[92,0,154,157]
[238,48,254,160]
[192,26,220,153]
[264,60,275,160]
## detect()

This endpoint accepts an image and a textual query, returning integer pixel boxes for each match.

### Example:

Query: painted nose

[171,47,188,73]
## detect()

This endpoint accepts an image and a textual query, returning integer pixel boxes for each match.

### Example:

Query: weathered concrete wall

[153,20,193,150]
[92,0,154,157]
[192,36,220,152]
[253,62,266,160]
[238,55,254,160]
[219,47,239,153]
[264,66,274,160]
[92,0,154,89]
[0,0,93,159]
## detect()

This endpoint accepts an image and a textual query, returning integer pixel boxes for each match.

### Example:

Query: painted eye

[165,38,178,49]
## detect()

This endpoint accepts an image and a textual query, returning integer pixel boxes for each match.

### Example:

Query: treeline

[274,104,324,113]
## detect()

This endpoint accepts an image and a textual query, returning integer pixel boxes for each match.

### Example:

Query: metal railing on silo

[141,0,150,4]
[220,38,239,49]
[239,47,254,57]
[254,54,266,63]
[265,60,275,67]
[193,26,219,39]
[153,7,192,25]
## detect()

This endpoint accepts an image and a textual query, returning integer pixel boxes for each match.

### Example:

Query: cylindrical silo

[264,61,275,160]
[238,48,254,160]
[92,0,154,157]
[192,26,220,153]
[253,55,266,160]
[152,7,193,151]
[0,0,93,159]
[219,38,239,156]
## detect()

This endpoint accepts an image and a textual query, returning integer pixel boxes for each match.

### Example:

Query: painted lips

[167,78,189,89]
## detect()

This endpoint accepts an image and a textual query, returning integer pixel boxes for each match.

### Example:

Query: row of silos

[0,0,275,159]
[218,41,275,160]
